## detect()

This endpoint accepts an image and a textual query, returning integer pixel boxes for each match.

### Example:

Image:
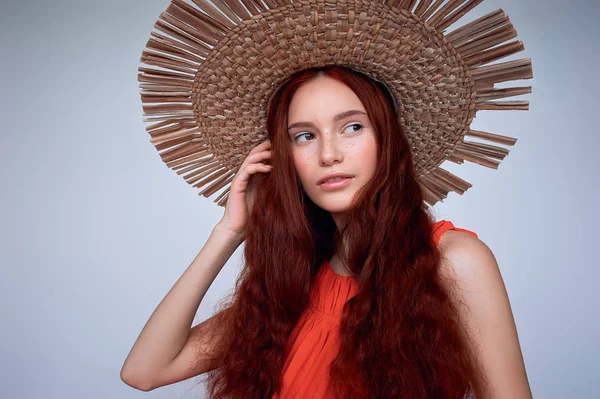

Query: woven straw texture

[138,0,533,206]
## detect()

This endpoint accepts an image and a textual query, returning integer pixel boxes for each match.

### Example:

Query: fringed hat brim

[138,0,533,207]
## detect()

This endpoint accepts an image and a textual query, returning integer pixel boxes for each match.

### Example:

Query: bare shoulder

[436,229,496,284]
[437,229,485,254]
[435,229,533,398]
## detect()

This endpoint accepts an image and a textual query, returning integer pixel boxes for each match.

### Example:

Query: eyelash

[293,123,364,142]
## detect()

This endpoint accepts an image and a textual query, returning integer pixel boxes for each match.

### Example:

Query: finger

[232,162,271,192]
[237,149,272,174]
[233,143,271,184]
[245,150,272,165]
[247,139,271,156]
[245,163,271,205]
[242,162,272,180]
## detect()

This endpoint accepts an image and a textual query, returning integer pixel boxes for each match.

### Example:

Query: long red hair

[198,66,488,398]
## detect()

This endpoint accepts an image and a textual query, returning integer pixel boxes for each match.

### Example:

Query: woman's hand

[218,139,272,241]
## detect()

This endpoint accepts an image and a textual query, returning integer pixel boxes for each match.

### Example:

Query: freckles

[296,153,310,164]
[292,152,311,175]
[345,138,369,155]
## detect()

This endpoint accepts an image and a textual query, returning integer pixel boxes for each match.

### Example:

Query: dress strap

[432,220,478,246]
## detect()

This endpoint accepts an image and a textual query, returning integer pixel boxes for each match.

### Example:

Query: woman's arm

[120,223,243,391]
[438,231,533,399]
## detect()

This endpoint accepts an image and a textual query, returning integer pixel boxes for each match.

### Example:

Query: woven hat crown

[139,0,533,206]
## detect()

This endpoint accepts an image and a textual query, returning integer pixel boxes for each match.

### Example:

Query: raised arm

[121,139,272,391]
[120,223,243,391]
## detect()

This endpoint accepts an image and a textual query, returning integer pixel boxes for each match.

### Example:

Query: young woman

[121,66,532,398]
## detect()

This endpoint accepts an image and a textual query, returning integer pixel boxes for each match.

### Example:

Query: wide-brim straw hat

[138,0,533,207]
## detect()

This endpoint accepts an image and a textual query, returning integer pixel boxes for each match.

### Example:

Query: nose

[318,133,343,166]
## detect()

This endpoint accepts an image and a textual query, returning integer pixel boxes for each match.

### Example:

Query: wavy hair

[198,65,488,398]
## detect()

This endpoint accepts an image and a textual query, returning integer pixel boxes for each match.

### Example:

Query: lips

[320,177,351,185]
[317,173,354,185]
[319,176,353,191]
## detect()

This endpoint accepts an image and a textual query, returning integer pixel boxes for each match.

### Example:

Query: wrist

[214,222,244,245]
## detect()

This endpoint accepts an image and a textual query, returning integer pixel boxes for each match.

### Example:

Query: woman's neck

[328,253,352,277]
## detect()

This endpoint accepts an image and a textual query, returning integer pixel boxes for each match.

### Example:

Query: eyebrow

[287,110,368,131]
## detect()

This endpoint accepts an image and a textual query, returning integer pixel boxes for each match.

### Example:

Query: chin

[310,194,355,213]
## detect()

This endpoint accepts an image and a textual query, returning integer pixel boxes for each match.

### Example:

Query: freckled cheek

[353,136,378,176]
[345,137,376,158]
[293,154,313,187]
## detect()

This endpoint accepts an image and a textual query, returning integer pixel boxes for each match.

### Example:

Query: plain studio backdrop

[1,0,598,398]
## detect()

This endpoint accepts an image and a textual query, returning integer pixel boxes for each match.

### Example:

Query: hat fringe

[464,40,525,68]
[431,167,472,195]
[456,140,510,161]
[472,58,533,84]
[475,86,532,102]
[465,129,517,146]
[452,148,500,169]
[447,9,508,45]
[138,0,533,207]
[421,159,478,205]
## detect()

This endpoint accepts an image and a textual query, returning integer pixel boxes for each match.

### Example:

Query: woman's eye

[345,123,363,133]
[293,124,363,142]
[294,132,314,142]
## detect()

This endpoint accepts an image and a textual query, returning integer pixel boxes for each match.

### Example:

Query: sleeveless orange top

[272,220,478,399]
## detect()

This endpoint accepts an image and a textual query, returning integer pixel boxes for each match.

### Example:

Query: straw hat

[138,0,533,207]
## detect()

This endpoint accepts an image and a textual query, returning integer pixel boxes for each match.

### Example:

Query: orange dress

[272,220,478,399]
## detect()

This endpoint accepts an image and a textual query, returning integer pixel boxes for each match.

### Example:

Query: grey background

[1,0,598,398]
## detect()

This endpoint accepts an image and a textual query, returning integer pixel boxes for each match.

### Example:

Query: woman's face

[287,75,378,221]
